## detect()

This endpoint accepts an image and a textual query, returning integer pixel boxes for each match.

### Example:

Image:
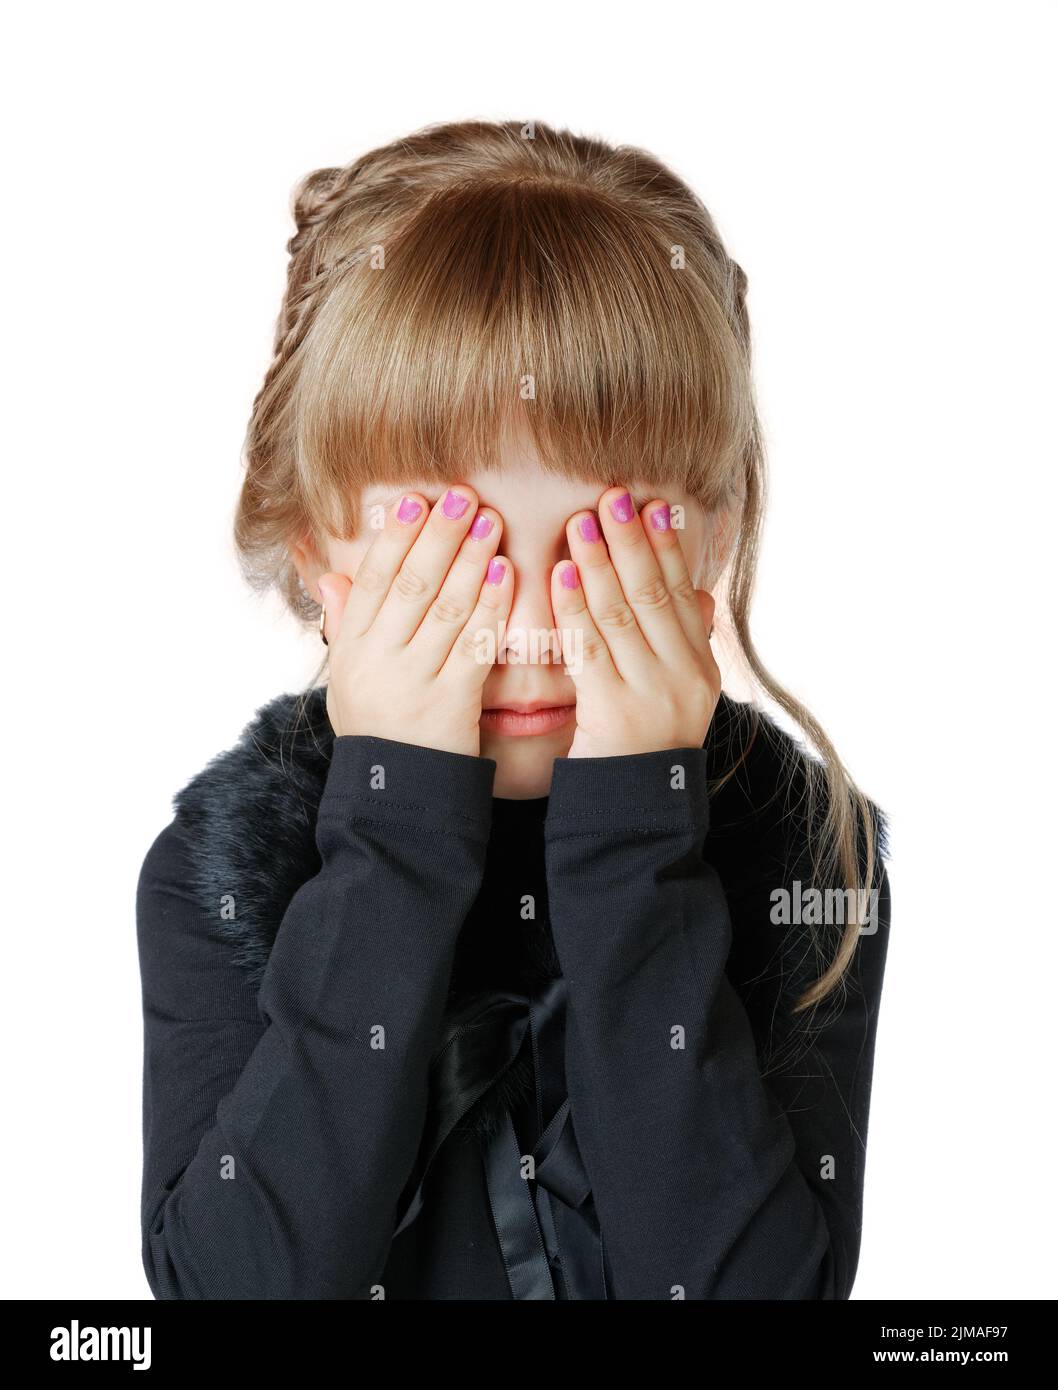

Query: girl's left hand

[550,486,722,760]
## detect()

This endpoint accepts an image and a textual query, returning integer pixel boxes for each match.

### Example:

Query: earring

[319,604,328,646]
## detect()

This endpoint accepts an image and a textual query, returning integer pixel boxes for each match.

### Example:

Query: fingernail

[578,513,601,542]
[486,559,506,585]
[470,512,494,540]
[650,503,671,531]
[608,491,634,523]
[396,496,422,524]
[560,563,580,589]
[443,490,470,519]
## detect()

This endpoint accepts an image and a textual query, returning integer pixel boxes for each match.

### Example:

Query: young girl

[136,118,891,1301]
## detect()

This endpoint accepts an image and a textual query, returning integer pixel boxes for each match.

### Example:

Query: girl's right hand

[316,485,512,758]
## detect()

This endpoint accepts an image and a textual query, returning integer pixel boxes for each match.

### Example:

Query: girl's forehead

[356,416,695,510]
[361,469,690,507]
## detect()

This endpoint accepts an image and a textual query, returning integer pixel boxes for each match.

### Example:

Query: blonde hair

[235,118,884,1017]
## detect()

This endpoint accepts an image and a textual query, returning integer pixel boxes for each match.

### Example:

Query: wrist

[321,735,497,840]
[546,744,711,835]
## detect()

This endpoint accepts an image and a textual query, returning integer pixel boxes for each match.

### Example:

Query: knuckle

[475,586,505,615]
[456,627,490,664]
[629,575,671,610]
[657,690,681,718]
[392,566,431,602]
[595,599,637,631]
[580,632,608,663]
[353,565,389,596]
[669,574,698,605]
[428,593,469,627]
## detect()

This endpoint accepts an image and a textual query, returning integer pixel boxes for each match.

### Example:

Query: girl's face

[295,433,724,799]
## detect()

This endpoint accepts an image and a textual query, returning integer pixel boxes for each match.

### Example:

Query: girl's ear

[290,531,328,604]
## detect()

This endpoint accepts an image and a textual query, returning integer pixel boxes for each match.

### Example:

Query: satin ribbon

[394,976,611,1299]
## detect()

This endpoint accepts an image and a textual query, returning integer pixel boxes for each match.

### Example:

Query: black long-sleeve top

[135,688,891,1300]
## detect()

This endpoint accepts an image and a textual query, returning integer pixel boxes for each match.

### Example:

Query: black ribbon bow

[394,974,611,1299]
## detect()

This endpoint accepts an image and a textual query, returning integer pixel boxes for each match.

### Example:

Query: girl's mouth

[479,703,576,738]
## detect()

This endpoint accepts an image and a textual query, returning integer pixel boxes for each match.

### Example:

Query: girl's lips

[479,704,576,738]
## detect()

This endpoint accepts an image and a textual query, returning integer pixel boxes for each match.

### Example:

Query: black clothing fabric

[136,687,891,1300]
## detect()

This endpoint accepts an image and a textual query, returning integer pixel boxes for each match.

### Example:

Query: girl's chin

[488,742,570,800]
[479,704,576,739]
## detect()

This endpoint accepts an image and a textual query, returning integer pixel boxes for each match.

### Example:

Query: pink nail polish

[470,513,494,540]
[609,491,634,523]
[650,504,671,531]
[486,559,506,585]
[396,496,423,523]
[578,513,601,542]
[443,490,470,519]
[560,563,580,589]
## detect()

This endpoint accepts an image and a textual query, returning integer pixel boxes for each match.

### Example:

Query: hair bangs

[293,177,752,538]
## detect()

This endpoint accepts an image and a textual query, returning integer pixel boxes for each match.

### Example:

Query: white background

[3,0,1055,1300]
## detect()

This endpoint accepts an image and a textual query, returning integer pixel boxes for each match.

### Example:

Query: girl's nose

[500,564,564,666]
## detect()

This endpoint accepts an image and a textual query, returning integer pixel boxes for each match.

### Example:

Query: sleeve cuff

[544,745,711,838]
[318,735,497,843]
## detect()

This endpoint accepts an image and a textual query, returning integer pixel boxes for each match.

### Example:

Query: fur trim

[173,688,333,986]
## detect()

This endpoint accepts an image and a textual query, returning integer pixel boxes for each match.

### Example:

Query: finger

[548,559,621,687]
[438,553,515,686]
[373,485,480,646]
[565,500,652,680]
[317,571,354,646]
[410,506,504,670]
[595,486,697,666]
[341,490,431,639]
[639,497,713,658]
